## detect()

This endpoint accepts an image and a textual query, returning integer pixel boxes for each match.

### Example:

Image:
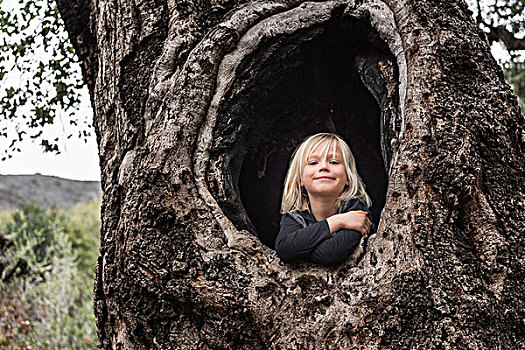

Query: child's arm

[306,228,362,266]
[306,200,374,266]
[275,214,332,263]
[275,200,374,266]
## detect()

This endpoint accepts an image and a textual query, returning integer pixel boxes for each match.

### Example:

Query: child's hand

[326,211,372,235]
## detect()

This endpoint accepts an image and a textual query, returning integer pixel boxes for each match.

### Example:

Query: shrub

[0,201,100,349]
[63,199,101,279]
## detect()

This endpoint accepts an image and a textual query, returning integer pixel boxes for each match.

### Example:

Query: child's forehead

[307,140,342,157]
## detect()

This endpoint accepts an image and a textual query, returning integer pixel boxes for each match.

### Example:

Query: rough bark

[58,0,525,348]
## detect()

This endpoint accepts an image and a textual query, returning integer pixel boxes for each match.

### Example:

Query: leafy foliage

[467,0,525,114]
[0,201,100,349]
[0,0,91,161]
[1,204,61,275]
[502,53,525,112]
[61,199,101,277]
[471,0,525,40]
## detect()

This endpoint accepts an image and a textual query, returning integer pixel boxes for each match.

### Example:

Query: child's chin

[309,189,342,198]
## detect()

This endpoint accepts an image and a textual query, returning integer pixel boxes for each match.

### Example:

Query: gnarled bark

[58,0,525,348]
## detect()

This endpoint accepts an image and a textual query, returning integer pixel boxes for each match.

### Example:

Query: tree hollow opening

[209,15,399,248]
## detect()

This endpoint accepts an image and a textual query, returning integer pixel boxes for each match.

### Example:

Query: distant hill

[0,174,101,211]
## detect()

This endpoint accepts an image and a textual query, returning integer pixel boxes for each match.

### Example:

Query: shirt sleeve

[306,228,362,266]
[275,214,332,263]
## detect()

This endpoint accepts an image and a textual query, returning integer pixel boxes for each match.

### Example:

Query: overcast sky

[0,0,100,181]
[0,122,101,181]
[0,61,100,181]
[0,90,101,181]
[0,0,512,182]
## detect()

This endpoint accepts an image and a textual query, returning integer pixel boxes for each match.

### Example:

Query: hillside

[0,174,101,211]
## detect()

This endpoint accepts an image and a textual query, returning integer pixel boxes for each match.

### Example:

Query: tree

[54,0,525,348]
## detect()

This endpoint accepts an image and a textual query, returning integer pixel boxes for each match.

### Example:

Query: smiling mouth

[314,176,335,180]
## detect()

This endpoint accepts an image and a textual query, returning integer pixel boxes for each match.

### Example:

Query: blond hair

[281,133,371,213]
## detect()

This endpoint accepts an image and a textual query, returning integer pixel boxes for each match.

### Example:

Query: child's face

[301,142,348,200]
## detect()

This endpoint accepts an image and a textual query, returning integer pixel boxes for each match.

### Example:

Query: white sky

[0,58,99,181]
[0,66,100,181]
[0,118,101,181]
[0,0,100,181]
[0,2,514,182]
[0,59,100,181]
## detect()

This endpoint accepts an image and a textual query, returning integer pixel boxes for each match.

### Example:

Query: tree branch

[55,0,98,98]
[486,24,525,50]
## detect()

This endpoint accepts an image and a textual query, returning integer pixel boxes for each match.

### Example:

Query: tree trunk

[57,0,525,348]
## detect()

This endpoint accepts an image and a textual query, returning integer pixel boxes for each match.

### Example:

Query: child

[275,133,374,266]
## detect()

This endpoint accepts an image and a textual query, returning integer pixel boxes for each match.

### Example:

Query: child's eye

[330,160,339,164]
[308,161,318,165]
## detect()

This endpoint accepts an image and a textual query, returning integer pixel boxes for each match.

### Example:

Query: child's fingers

[339,211,373,234]
[345,210,368,218]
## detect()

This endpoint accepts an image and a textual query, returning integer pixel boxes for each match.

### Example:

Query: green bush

[0,201,100,349]
[501,53,525,116]
[1,204,61,282]
[63,200,101,279]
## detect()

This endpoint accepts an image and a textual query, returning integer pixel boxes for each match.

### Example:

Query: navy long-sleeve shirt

[275,197,373,266]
